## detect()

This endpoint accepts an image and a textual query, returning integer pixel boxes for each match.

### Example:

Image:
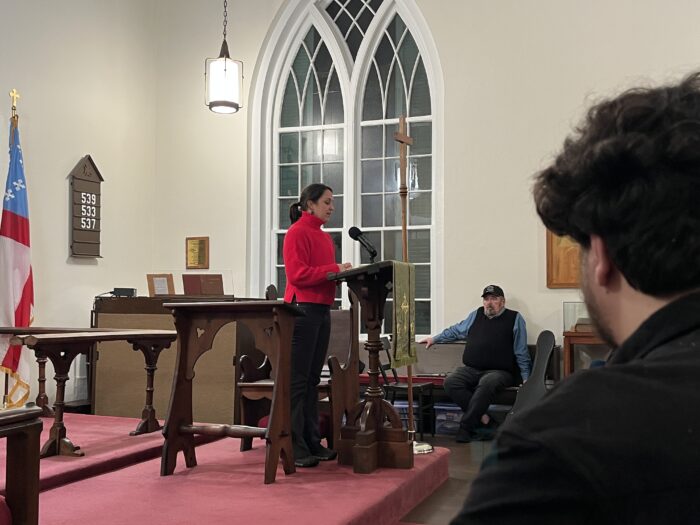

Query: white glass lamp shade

[205,47,242,114]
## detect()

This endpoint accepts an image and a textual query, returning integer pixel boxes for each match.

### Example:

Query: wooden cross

[393,115,413,262]
[393,115,418,443]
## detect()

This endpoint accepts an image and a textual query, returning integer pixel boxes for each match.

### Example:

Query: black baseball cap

[481,285,505,298]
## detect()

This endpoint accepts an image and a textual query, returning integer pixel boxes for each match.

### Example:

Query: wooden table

[9,329,177,458]
[0,405,42,525]
[160,301,301,484]
[0,327,134,417]
[562,330,607,377]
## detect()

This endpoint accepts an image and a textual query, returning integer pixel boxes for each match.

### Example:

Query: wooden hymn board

[69,155,103,257]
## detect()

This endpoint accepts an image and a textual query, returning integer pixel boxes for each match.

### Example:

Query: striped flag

[0,116,33,408]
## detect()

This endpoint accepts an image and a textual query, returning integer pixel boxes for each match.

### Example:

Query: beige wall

[150,0,283,294]
[1,0,157,326]
[2,0,699,398]
[418,0,700,337]
[1,0,159,399]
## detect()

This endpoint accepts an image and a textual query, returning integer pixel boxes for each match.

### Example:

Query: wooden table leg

[40,370,83,458]
[262,311,295,484]
[35,356,55,417]
[40,347,86,458]
[563,338,573,378]
[161,323,197,476]
[129,340,170,436]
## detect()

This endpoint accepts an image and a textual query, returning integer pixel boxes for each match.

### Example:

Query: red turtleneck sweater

[283,212,338,305]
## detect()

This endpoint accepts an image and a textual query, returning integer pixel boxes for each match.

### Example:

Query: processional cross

[393,115,422,447]
[394,116,413,262]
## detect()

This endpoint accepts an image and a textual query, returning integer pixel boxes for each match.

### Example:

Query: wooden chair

[264,284,278,300]
[378,337,435,440]
[237,304,358,451]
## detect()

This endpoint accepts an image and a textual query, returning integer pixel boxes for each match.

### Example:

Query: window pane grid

[326,0,385,59]
[361,19,434,333]
[271,11,434,334]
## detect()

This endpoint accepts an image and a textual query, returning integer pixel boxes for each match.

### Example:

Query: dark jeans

[290,303,331,459]
[443,366,514,432]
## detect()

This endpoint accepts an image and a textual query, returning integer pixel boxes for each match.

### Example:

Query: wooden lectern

[328,260,413,473]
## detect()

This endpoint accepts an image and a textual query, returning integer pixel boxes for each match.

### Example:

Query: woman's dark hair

[289,183,333,224]
[533,71,700,296]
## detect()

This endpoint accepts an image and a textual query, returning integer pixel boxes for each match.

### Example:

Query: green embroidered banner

[391,261,417,367]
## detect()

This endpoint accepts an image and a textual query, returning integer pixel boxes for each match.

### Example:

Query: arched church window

[264,1,436,333]
[359,14,432,334]
[275,26,345,302]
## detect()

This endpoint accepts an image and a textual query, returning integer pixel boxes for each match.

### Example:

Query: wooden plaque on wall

[186,236,209,269]
[70,155,103,257]
[546,230,580,289]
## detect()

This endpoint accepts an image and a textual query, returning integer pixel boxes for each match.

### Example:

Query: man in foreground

[421,285,530,443]
[452,72,700,523]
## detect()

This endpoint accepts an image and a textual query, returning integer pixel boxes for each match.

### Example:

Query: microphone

[348,226,378,262]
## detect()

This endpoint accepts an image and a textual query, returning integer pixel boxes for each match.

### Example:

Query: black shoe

[455,427,471,443]
[294,455,320,468]
[311,446,337,461]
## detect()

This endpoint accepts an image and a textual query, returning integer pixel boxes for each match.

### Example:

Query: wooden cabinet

[91,296,255,424]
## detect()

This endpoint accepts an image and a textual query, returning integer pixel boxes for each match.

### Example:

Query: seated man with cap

[420,285,531,443]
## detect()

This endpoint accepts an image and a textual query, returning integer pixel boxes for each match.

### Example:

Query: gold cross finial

[9,89,20,118]
[9,89,20,108]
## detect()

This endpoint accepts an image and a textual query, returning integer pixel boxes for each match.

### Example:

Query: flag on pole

[0,115,33,408]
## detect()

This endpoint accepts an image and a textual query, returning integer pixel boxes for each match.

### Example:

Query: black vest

[462,307,517,372]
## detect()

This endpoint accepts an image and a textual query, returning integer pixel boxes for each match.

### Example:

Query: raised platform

[0,413,216,493]
[38,436,449,524]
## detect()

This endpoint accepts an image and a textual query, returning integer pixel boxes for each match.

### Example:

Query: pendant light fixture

[205,0,243,114]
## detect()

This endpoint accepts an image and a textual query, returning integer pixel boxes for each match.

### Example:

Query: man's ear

[589,235,613,288]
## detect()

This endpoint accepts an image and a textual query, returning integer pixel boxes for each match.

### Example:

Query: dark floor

[400,434,493,525]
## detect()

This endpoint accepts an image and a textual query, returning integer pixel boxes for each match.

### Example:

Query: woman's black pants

[289,302,330,459]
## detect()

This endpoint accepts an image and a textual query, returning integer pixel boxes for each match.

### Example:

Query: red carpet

[0,413,215,493]
[39,438,450,525]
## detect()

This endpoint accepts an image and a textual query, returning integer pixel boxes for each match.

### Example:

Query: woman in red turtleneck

[283,183,352,468]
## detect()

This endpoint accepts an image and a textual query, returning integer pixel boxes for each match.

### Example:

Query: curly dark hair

[534,72,700,296]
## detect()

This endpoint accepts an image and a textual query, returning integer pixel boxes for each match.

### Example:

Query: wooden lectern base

[337,398,413,473]
[328,261,414,474]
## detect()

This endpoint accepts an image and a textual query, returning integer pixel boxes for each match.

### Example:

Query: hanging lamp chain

[223,0,228,41]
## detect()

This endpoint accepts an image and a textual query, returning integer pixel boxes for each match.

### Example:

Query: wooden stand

[329,261,413,473]
[562,330,608,377]
[160,301,300,484]
[8,329,177,458]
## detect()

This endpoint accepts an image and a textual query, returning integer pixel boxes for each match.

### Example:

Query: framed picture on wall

[546,230,580,288]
